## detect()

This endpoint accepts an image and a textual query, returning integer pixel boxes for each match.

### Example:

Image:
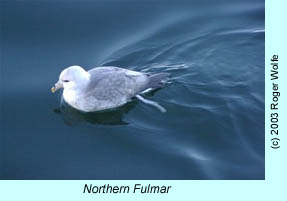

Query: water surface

[1,0,264,179]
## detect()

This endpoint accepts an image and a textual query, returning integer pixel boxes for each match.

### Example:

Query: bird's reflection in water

[53,100,137,126]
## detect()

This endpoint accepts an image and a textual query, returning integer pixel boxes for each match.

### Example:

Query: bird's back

[80,66,149,111]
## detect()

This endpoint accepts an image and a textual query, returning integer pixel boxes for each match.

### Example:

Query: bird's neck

[62,73,90,110]
[62,87,84,110]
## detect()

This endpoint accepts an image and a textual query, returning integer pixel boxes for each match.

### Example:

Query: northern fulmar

[51,66,169,112]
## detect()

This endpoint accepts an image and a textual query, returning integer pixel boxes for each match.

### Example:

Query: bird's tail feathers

[147,72,170,89]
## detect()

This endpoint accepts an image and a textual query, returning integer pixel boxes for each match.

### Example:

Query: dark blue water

[0,0,264,179]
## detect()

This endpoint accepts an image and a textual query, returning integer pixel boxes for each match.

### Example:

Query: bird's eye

[63,80,69,83]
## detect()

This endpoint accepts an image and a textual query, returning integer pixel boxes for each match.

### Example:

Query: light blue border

[1,0,286,200]
[265,0,286,184]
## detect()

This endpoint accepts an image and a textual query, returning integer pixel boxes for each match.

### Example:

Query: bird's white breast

[63,89,99,112]
[63,89,79,109]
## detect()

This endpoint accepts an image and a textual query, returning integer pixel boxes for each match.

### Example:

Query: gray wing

[84,67,149,104]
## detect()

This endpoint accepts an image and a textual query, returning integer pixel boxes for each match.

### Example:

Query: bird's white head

[51,65,90,93]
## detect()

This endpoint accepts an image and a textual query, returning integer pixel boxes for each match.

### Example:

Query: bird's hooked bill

[51,81,63,93]
[51,86,56,93]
